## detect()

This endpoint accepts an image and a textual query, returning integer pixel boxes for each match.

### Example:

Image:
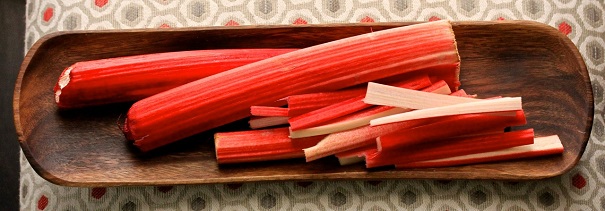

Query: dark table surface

[1,0,24,210]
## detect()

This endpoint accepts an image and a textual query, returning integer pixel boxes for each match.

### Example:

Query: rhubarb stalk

[55,49,296,108]
[395,135,564,168]
[215,127,324,164]
[248,116,290,129]
[363,82,480,109]
[366,129,535,168]
[370,97,523,126]
[123,21,460,151]
[286,88,367,117]
[250,106,289,117]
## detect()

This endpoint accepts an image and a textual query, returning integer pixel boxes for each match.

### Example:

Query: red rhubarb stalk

[248,116,289,129]
[365,129,534,168]
[370,97,523,126]
[123,21,460,151]
[55,49,296,108]
[286,88,367,117]
[215,127,324,164]
[363,82,480,109]
[250,106,289,117]
[395,135,564,168]
[289,106,408,138]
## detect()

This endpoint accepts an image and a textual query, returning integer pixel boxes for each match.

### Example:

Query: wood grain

[14,21,593,186]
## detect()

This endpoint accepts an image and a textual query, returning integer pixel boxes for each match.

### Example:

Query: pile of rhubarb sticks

[54,21,564,169]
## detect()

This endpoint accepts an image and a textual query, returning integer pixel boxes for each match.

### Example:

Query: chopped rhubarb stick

[250,106,289,117]
[366,129,535,168]
[335,143,377,165]
[289,81,451,138]
[286,88,367,117]
[249,116,289,129]
[215,127,324,164]
[396,135,564,168]
[124,21,460,151]
[289,75,433,130]
[55,49,296,109]
[364,82,480,109]
[304,116,447,162]
[376,110,526,152]
[290,107,408,138]
[370,97,523,126]
[304,110,525,162]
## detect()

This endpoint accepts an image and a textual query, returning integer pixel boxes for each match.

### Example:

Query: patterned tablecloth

[20,0,604,210]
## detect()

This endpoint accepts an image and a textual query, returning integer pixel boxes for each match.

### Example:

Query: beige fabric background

[21,0,605,210]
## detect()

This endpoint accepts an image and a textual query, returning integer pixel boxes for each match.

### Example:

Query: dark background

[1,0,25,210]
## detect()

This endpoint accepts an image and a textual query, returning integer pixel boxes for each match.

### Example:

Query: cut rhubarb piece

[303,116,447,162]
[304,110,526,162]
[289,81,452,138]
[376,110,526,152]
[365,129,535,168]
[250,106,289,117]
[54,49,296,109]
[335,143,377,165]
[289,107,408,138]
[288,74,433,131]
[395,135,564,168]
[363,82,480,109]
[248,116,289,129]
[286,88,367,117]
[370,97,523,126]
[123,21,460,151]
[215,127,324,164]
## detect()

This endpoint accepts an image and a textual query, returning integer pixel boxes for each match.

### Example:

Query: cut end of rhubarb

[338,156,365,165]
[214,133,221,160]
[450,27,461,90]
[303,147,320,162]
[54,90,61,104]
[54,65,74,104]
[376,137,383,151]
[121,117,136,142]
[122,116,157,152]
[249,116,289,129]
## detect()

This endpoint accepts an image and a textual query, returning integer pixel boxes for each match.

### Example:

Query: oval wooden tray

[14,21,593,187]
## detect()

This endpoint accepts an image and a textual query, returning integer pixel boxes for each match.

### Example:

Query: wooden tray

[14,21,593,187]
